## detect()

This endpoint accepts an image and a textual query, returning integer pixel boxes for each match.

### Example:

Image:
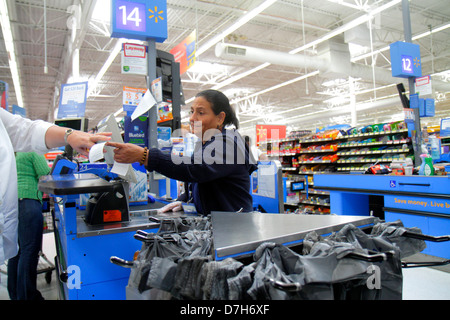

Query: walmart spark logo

[414,57,420,68]
[149,6,164,23]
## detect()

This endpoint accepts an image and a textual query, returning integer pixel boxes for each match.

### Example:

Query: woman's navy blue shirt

[145,129,257,215]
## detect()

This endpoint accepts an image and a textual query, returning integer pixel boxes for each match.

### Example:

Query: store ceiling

[0,0,449,138]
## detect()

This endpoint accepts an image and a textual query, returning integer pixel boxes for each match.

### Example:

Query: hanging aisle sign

[110,0,168,42]
[390,41,422,78]
[57,82,88,119]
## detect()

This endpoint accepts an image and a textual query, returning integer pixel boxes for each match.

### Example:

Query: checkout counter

[314,174,450,259]
[38,173,187,300]
[39,168,381,300]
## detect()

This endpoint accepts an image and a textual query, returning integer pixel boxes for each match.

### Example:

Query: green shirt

[15,152,50,202]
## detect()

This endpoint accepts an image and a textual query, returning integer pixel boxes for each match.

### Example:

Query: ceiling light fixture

[196,0,278,57]
[290,0,401,55]
[90,38,143,100]
[205,0,401,98]
[0,0,24,107]
[88,38,125,97]
[231,70,320,105]
[240,103,313,125]
[351,22,450,63]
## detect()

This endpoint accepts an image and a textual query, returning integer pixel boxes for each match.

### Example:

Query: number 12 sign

[111,0,167,42]
[390,41,422,78]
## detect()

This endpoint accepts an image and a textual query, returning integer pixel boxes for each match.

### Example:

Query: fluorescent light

[88,39,124,97]
[0,0,24,107]
[231,71,320,104]
[213,63,270,90]
[352,22,450,63]
[240,103,313,125]
[92,0,111,22]
[188,61,229,75]
[290,0,401,55]
[326,0,368,11]
[209,0,400,94]
[412,22,450,40]
[196,0,277,56]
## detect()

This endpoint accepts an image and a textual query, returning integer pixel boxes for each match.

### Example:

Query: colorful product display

[268,121,414,215]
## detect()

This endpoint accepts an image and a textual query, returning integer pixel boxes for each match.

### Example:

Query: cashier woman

[107,89,258,216]
[0,107,111,266]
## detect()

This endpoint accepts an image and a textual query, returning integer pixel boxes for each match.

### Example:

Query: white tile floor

[1,232,449,300]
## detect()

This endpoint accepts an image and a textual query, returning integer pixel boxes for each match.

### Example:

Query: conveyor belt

[212,212,375,260]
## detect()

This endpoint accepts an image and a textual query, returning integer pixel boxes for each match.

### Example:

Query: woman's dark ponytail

[195,89,239,129]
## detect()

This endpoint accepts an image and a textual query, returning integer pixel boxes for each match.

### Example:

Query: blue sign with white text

[390,41,422,78]
[57,82,88,119]
[111,0,167,42]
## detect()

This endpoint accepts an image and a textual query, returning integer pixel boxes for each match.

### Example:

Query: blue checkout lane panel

[314,174,450,196]
[385,194,450,259]
[385,210,450,259]
[52,196,160,300]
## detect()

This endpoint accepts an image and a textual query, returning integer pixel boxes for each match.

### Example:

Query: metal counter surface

[212,212,375,260]
[75,203,190,238]
[38,173,122,195]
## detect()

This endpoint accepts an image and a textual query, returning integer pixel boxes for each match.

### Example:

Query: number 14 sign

[111,0,167,42]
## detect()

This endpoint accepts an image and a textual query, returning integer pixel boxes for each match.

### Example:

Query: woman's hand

[106,141,147,165]
[156,201,183,215]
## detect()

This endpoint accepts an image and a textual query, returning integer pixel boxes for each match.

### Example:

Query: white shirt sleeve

[0,108,53,154]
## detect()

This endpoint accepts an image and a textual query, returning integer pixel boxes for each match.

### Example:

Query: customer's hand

[67,131,112,156]
[157,201,183,214]
[106,141,145,164]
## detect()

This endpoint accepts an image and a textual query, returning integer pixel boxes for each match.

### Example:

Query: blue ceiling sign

[111,0,167,42]
[390,41,422,78]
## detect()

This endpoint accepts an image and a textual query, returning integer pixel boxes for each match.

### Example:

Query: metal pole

[402,0,422,166]
[147,39,158,150]
[146,39,158,191]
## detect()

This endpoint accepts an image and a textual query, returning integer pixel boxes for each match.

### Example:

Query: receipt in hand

[89,142,107,163]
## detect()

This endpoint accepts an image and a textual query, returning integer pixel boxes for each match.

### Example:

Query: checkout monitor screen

[55,117,88,132]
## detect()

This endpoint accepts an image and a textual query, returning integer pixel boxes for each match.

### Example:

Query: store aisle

[1,233,449,300]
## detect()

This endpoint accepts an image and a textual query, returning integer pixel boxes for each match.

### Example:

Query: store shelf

[266,122,414,214]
